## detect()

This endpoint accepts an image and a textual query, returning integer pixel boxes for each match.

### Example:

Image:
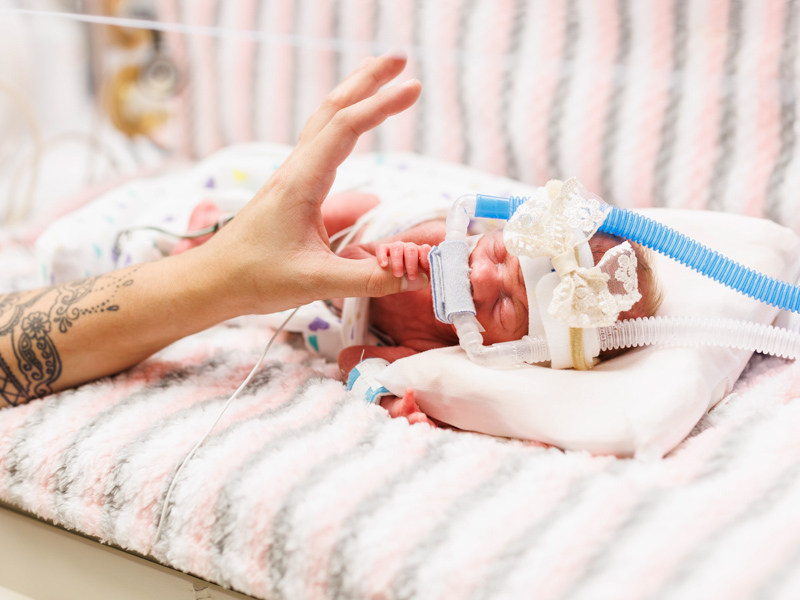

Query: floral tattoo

[0,268,139,407]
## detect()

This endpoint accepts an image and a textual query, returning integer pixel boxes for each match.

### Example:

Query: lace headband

[505,179,641,368]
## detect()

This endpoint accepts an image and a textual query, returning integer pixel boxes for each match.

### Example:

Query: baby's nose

[469,258,501,303]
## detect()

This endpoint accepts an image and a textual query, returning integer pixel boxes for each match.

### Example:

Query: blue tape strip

[365,386,391,405]
[347,363,391,404]
[346,365,362,391]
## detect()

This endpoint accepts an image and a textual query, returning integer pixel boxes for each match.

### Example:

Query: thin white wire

[11,130,122,186]
[153,306,300,547]
[5,5,774,100]
[328,224,354,246]
[4,7,387,51]
[152,189,366,546]
[8,131,122,226]
[0,80,42,224]
[0,7,515,69]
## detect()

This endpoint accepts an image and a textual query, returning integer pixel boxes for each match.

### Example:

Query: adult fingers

[315,253,428,300]
[296,53,408,148]
[291,79,421,200]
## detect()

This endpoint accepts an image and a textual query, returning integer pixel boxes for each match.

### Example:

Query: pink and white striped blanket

[2,307,800,599]
[6,1,800,594]
[153,0,800,234]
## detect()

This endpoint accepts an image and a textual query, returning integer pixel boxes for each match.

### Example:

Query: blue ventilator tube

[473,194,800,314]
[474,194,527,220]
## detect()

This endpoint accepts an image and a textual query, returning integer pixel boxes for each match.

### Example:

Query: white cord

[0,7,517,69]
[153,306,300,547]
[0,80,42,224]
[328,224,354,246]
[3,8,387,52]
[9,131,123,210]
[152,190,367,545]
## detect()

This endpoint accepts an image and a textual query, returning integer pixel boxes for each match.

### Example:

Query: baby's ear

[337,345,419,378]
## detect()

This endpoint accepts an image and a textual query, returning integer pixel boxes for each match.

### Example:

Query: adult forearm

[0,247,240,408]
[0,53,424,409]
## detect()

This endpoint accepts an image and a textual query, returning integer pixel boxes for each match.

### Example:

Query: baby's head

[468,229,662,358]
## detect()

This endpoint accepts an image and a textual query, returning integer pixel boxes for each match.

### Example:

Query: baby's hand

[376,242,432,280]
[379,388,434,426]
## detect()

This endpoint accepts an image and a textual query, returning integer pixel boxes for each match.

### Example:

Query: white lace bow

[503,178,641,328]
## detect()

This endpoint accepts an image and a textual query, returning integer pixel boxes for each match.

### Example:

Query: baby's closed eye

[497,295,517,331]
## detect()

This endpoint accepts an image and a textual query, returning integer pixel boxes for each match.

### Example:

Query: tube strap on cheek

[429,241,476,324]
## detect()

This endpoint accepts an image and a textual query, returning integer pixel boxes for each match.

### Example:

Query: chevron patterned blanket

[2,309,800,599]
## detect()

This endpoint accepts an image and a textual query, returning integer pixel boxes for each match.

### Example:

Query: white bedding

[7,146,800,599]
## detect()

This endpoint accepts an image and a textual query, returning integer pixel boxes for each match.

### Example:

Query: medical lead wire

[153,307,300,549]
[151,223,359,549]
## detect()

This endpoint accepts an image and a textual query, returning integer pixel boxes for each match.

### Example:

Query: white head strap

[506,179,642,368]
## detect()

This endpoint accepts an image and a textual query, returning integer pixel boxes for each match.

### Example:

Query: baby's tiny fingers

[404,244,419,280]
[407,413,433,426]
[376,244,390,268]
[419,244,432,271]
[389,243,406,277]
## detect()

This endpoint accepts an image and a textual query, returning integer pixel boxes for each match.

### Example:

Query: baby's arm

[321,192,381,238]
[339,345,433,426]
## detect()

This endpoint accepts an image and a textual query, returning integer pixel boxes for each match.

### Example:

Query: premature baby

[177,189,662,425]
[321,191,663,424]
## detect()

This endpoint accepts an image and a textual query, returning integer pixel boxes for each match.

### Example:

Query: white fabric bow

[503,178,641,328]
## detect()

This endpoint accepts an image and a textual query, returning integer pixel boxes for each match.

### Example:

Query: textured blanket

[2,313,800,600]
[3,143,800,598]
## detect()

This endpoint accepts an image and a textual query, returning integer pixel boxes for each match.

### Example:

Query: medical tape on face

[519,255,551,340]
[525,238,599,370]
[429,240,476,324]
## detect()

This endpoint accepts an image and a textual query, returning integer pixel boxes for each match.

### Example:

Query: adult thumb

[323,255,429,299]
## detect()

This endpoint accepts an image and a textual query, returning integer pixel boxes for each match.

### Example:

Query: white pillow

[376,209,800,458]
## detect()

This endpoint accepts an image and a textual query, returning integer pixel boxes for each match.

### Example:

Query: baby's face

[468,230,529,344]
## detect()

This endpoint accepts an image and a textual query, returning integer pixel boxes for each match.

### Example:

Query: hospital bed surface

[2,203,800,600]
[5,0,800,596]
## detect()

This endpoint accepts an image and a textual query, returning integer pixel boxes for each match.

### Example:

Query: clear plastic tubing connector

[444,194,549,367]
[445,194,800,367]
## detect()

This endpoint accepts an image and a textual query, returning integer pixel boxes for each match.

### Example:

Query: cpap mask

[428,178,800,369]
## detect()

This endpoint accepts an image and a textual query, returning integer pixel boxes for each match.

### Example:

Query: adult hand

[0,54,423,406]
[202,53,424,316]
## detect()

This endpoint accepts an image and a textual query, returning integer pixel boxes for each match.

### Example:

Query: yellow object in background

[102,0,151,49]
[105,64,170,138]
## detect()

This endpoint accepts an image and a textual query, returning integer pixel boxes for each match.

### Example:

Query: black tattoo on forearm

[0,267,140,407]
